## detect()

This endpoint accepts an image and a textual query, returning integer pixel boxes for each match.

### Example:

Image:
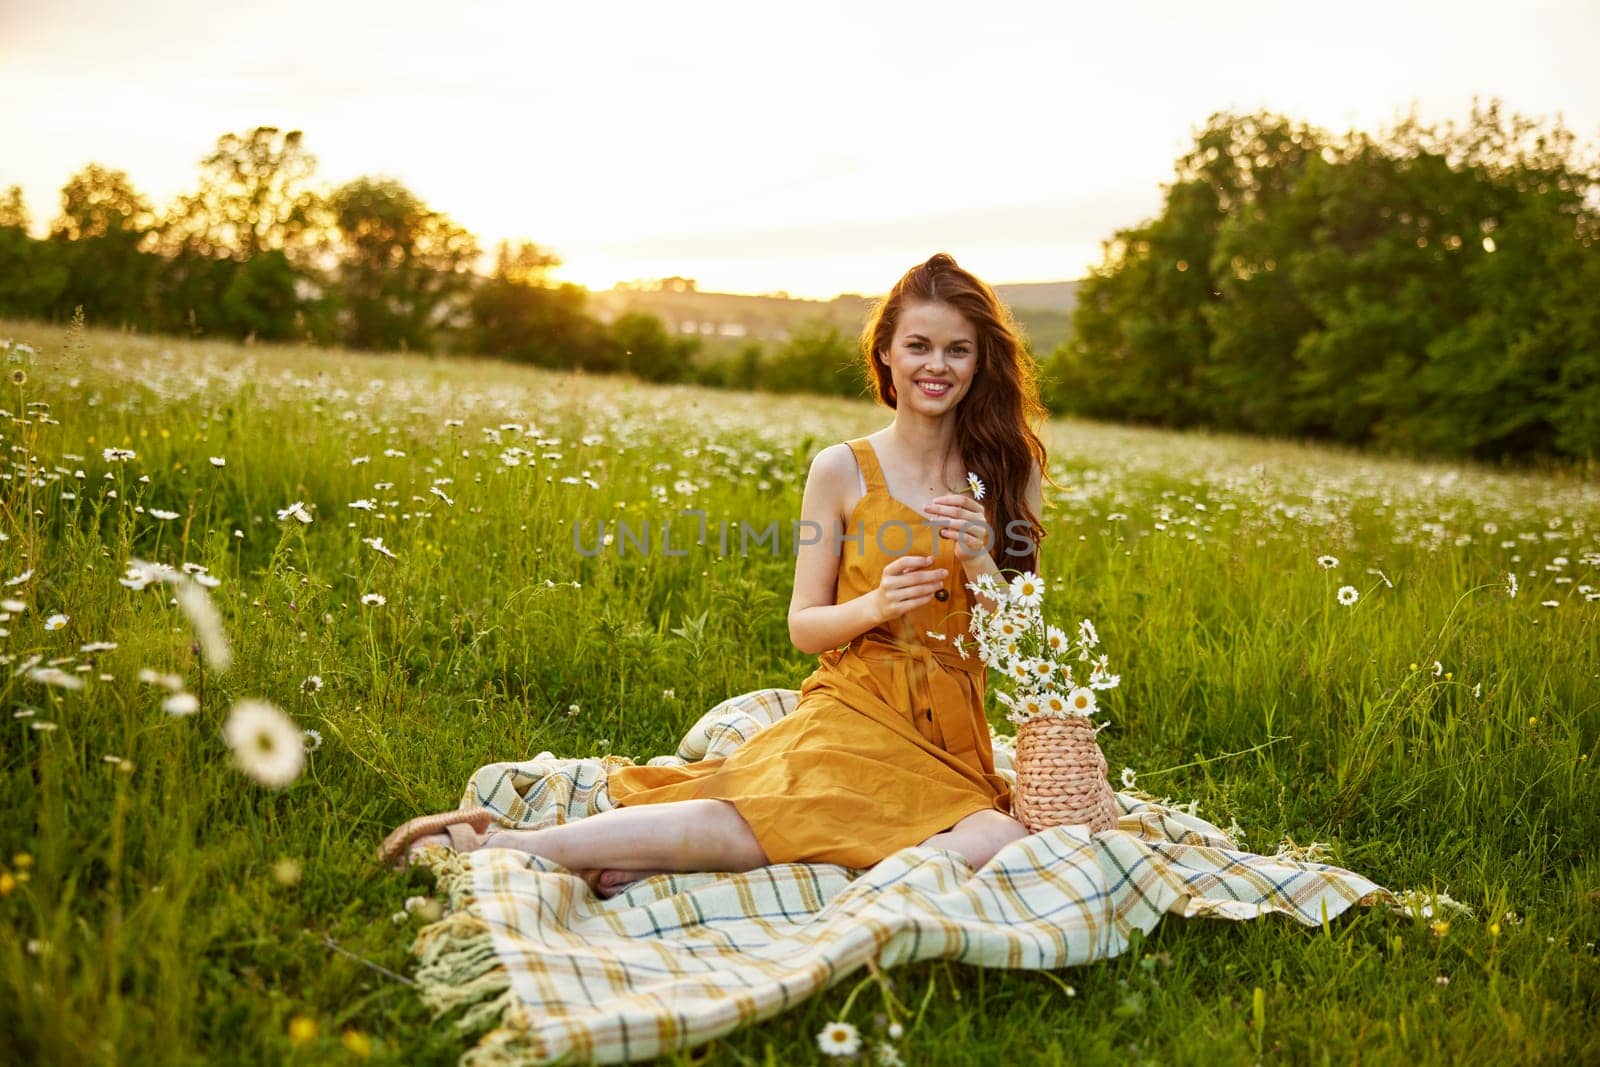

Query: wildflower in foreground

[276,500,313,524]
[816,1020,861,1057]
[223,699,305,788]
[341,1029,373,1059]
[1316,555,1339,568]
[1121,766,1137,789]
[176,579,232,672]
[360,593,386,606]
[1337,585,1359,606]
[272,858,303,886]
[362,536,398,559]
[287,1015,317,1046]
[44,613,68,631]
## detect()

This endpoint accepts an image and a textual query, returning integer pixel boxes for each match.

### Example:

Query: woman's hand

[870,552,948,625]
[922,494,991,568]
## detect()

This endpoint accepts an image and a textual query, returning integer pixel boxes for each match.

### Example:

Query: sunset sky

[2,0,1597,299]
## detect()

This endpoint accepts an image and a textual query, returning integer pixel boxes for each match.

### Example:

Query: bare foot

[590,868,673,899]
[404,831,453,859]
[401,831,670,900]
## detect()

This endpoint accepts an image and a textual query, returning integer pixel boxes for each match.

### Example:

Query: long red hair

[860,252,1054,578]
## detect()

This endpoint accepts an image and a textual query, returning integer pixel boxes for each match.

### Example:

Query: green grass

[1,317,1596,1065]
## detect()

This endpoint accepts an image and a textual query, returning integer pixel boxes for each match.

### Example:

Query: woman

[378,252,1054,898]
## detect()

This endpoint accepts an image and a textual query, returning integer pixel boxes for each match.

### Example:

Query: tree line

[1042,99,1600,463]
[5,103,1597,462]
[0,127,868,395]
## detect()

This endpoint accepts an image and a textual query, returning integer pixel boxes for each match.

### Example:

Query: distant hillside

[587,278,1081,357]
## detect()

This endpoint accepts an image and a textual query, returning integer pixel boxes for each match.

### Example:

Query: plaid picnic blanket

[407,688,1400,1065]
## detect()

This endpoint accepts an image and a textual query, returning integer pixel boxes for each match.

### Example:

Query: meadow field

[1,317,1596,1065]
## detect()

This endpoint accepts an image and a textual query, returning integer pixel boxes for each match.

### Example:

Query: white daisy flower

[102,447,136,462]
[302,728,323,751]
[162,691,199,716]
[5,569,34,586]
[148,509,180,521]
[362,536,398,559]
[1,598,25,613]
[1337,585,1359,606]
[1078,618,1099,648]
[1316,555,1339,569]
[44,613,68,631]
[815,1020,861,1057]
[1045,625,1068,653]
[176,580,231,672]
[348,498,376,511]
[79,641,118,653]
[27,666,84,690]
[1067,687,1097,716]
[301,674,323,694]
[360,593,386,606]
[1009,572,1044,607]
[1506,573,1518,598]
[276,501,313,524]
[1121,766,1137,789]
[223,699,304,788]
[209,456,226,468]
[137,668,185,691]
[965,472,985,501]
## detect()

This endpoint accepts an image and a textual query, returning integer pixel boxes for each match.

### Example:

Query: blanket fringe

[409,850,517,1037]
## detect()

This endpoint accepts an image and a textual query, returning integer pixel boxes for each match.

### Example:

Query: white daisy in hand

[815,1020,861,1057]
[965,471,985,500]
[224,699,304,788]
[1008,572,1044,607]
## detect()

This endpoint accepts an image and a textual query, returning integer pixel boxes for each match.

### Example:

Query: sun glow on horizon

[2,0,1595,299]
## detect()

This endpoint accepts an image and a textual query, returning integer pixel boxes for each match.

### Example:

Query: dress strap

[846,438,888,495]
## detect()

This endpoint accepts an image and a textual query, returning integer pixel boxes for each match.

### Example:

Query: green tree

[610,311,698,383]
[161,127,321,260]
[326,177,479,352]
[0,186,66,318]
[49,164,158,327]
[468,241,618,370]
[763,319,862,397]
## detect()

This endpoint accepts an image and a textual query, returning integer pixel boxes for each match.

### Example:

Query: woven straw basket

[1011,714,1118,834]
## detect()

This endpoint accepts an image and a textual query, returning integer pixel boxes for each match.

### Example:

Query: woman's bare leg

[409,798,769,884]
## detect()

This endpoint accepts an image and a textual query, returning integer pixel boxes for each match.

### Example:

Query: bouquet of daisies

[966,570,1122,834]
[966,571,1121,725]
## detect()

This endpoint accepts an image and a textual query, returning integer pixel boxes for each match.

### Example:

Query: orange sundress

[604,436,1013,869]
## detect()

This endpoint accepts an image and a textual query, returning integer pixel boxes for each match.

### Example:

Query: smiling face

[877,300,979,412]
